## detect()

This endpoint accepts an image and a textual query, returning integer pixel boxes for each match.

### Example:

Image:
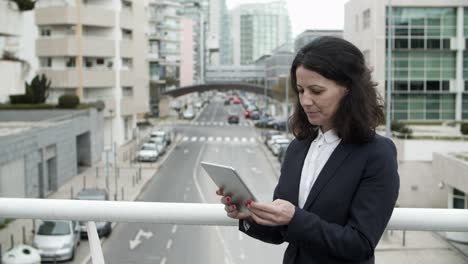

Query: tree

[10,0,36,11]
[26,74,51,104]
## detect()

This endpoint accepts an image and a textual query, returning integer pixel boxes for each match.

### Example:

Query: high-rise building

[345,0,468,122]
[147,0,182,115]
[294,30,342,53]
[180,0,209,84]
[231,0,291,65]
[35,0,149,147]
[207,0,231,65]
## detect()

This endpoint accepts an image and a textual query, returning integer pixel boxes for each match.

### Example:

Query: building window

[363,9,370,29]
[40,57,52,68]
[66,57,76,68]
[453,188,466,209]
[122,86,133,97]
[40,27,51,37]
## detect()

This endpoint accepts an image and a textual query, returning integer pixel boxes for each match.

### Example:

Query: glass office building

[345,2,467,122]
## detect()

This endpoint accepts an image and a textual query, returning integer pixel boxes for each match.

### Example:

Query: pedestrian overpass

[161,83,274,98]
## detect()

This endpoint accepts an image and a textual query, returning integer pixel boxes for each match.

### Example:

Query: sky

[226,0,349,38]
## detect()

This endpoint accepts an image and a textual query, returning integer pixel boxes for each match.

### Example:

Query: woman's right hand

[216,188,251,220]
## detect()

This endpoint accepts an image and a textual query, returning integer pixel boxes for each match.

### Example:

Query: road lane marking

[160,257,167,264]
[166,239,173,250]
[172,225,177,234]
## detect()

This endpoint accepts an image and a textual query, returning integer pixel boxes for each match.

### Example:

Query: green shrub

[461,123,468,135]
[87,100,105,111]
[57,95,80,109]
[26,74,51,104]
[9,94,34,104]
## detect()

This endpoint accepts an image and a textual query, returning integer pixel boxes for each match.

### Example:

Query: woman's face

[296,65,348,132]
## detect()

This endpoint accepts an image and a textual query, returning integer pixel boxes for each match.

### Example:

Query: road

[97,98,286,263]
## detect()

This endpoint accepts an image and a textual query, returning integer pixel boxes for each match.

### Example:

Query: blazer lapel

[303,142,355,210]
[289,137,313,206]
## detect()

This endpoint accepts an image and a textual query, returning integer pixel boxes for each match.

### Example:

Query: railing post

[10,234,14,250]
[83,175,86,189]
[402,230,406,246]
[0,243,2,262]
[121,186,124,201]
[70,186,74,199]
[22,226,26,244]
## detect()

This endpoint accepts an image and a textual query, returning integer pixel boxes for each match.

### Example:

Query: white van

[32,220,80,262]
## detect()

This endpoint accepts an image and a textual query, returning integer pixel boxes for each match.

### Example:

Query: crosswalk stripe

[182,136,188,142]
[250,137,255,142]
[216,137,222,142]
[225,137,230,142]
[241,137,247,142]
[200,137,206,142]
[208,137,214,142]
[233,137,239,142]
[191,137,197,142]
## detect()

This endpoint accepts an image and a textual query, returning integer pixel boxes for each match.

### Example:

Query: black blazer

[240,134,400,264]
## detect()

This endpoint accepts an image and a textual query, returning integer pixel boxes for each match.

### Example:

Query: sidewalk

[0,126,176,258]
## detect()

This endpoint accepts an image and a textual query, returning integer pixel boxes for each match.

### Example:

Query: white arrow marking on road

[129,229,154,250]
[251,167,262,174]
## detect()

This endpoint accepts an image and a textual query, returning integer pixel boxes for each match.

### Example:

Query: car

[232,98,241,104]
[182,107,195,120]
[249,110,260,120]
[227,113,239,124]
[137,144,159,162]
[32,220,80,262]
[146,140,166,155]
[262,130,281,144]
[267,134,288,150]
[151,130,171,146]
[224,99,230,105]
[75,188,112,238]
[271,138,291,156]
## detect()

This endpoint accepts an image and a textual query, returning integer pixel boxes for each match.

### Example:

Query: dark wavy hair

[289,36,384,144]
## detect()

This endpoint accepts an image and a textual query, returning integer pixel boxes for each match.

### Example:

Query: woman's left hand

[247,199,295,226]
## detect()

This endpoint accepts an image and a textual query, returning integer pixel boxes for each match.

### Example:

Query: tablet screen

[201,161,257,213]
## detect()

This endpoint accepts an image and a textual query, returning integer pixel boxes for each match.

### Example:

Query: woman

[217,36,400,263]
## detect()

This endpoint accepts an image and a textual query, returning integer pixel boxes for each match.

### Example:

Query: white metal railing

[2,198,468,263]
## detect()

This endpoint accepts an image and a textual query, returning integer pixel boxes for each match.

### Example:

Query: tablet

[200,161,257,213]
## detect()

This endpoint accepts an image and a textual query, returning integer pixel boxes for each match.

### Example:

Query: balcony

[120,70,134,87]
[120,96,137,116]
[39,68,115,88]
[36,37,115,57]
[120,8,132,30]
[120,40,133,58]
[35,6,114,27]
[0,1,22,36]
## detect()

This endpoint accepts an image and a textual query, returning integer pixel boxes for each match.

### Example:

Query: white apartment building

[345,0,468,123]
[0,0,34,103]
[35,0,149,147]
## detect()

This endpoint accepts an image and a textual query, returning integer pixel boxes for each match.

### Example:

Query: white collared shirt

[298,129,341,208]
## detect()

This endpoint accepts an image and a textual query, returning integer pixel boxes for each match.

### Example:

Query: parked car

[183,107,195,120]
[249,110,260,120]
[137,144,159,162]
[75,188,112,238]
[150,129,172,145]
[255,116,275,128]
[262,130,281,144]
[146,140,166,155]
[267,134,288,150]
[232,98,241,104]
[271,138,291,156]
[227,113,240,124]
[32,220,80,262]
[224,99,230,105]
